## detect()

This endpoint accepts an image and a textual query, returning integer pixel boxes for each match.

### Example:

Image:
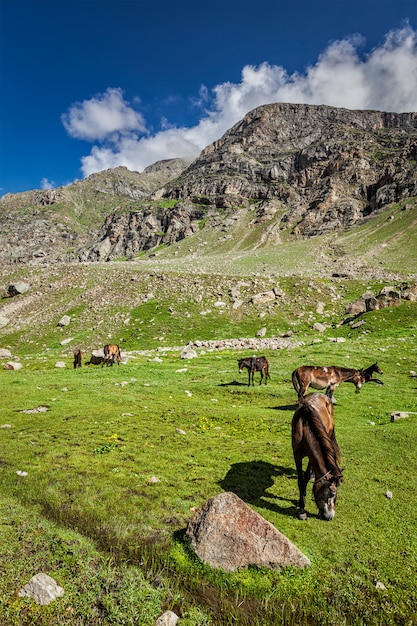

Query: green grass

[1,296,417,624]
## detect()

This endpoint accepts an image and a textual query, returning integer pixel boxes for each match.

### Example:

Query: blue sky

[1,0,416,196]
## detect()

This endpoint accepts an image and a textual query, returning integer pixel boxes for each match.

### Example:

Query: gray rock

[7,282,30,297]
[3,361,22,370]
[57,315,71,327]
[186,492,311,571]
[155,610,179,626]
[0,348,12,358]
[180,348,197,359]
[18,573,64,605]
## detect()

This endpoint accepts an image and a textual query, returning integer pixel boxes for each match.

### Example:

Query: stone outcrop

[80,202,206,262]
[164,103,417,237]
[186,492,311,571]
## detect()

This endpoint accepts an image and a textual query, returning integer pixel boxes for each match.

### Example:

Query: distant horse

[73,349,82,369]
[291,362,383,402]
[238,356,270,387]
[362,362,384,384]
[103,344,121,367]
[292,393,343,520]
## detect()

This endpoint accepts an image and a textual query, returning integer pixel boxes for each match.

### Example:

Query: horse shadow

[271,403,298,411]
[218,380,248,387]
[218,460,298,517]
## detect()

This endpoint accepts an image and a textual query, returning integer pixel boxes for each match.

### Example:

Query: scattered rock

[385,491,393,499]
[390,411,409,422]
[7,282,30,297]
[57,315,71,327]
[0,348,12,359]
[18,573,64,606]
[155,610,179,626]
[60,338,73,345]
[312,322,328,333]
[256,326,267,337]
[376,581,387,590]
[3,361,22,370]
[180,348,197,359]
[351,320,366,329]
[186,492,311,571]
[250,290,276,305]
[55,362,66,368]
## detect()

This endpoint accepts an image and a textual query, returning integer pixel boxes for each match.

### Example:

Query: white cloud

[64,26,417,178]
[62,87,146,141]
[41,177,55,190]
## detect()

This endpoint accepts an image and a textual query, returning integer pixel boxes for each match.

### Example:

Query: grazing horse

[238,356,270,387]
[73,349,82,369]
[292,365,371,402]
[292,393,343,520]
[103,344,121,367]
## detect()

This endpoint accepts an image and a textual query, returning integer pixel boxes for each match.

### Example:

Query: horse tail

[291,369,300,394]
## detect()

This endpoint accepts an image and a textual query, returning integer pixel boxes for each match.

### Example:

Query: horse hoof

[297,511,308,521]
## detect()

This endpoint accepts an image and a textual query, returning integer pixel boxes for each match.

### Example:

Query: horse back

[295,392,335,435]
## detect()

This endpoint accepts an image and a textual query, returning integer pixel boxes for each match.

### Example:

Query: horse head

[352,369,366,393]
[313,471,343,520]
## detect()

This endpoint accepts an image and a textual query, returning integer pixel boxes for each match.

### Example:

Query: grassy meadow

[0,262,417,625]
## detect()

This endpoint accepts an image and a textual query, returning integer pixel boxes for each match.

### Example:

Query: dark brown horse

[292,393,343,520]
[73,349,82,369]
[291,362,383,402]
[238,356,270,386]
[103,344,121,367]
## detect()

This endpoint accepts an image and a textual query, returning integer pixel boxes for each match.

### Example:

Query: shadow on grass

[271,403,298,411]
[217,379,248,387]
[219,460,298,517]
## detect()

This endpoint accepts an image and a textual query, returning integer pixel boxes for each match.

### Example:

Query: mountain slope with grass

[0,102,417,626]
[1,103,416,264]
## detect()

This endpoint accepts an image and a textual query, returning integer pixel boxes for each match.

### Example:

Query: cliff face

[162,103,417,236]
[1,104,416,264]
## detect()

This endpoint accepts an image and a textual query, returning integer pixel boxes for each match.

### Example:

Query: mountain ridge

[1,102,416,265]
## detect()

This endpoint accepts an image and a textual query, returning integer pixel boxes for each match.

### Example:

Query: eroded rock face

[164,103,417,236]
[186,492,311,571]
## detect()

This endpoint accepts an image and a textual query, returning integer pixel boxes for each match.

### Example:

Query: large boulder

[186,492,311,572]
[18,573,64,606]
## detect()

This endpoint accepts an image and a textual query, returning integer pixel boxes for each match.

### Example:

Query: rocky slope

[1,103,416,264]
[162,103,417,236]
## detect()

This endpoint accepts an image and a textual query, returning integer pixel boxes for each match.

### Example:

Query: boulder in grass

[186,492,311,572]
[4,361,22,370]
[18,573,64,605]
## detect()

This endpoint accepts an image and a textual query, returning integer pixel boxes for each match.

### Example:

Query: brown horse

[238,356,270,386]
[103,344,121,367]
[291,362,383,402]
[73,349,82,369]
[292,393,343,520]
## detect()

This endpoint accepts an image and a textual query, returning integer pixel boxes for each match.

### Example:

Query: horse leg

[295,457,309,519]
[259,369,263,385]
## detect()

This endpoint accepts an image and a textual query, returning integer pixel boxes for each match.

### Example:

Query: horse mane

[305,404,341,474]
